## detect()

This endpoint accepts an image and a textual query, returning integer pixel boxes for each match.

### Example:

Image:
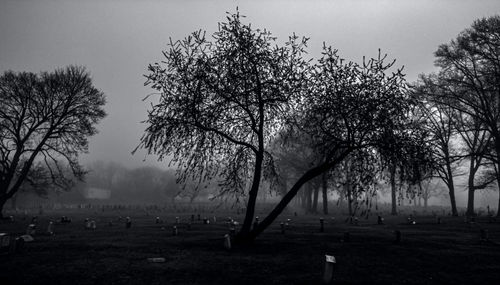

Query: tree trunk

[322,173,328,215]
[466,159,476,216]
[390,164,397,215]
[444,154,458,216]
[239,152,264,236]
[312,184,319,213]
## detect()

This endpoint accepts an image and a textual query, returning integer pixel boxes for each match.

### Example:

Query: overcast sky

[1,0,500,176]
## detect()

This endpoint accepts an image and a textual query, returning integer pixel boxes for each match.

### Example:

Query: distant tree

[428,15,500,216]
[0,66,106,217]
[413,80,462,216]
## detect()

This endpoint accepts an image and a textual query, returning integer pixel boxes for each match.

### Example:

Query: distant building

[83,187,111,200]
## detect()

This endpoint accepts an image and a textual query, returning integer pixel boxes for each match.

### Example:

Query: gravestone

[90,220,96,230]
[224,234,231,250]
[0,233,10,255]
[26,224,36,235]
[253,216,259,229]
[321,254,336,285]
[377,215,384,225]
[20,234,34,242]
[319,218,324,232]
[85,218,91,230]
[14,237,25,253]
[47,221,54,235]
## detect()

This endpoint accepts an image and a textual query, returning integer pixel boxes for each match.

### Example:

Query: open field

[1,208,499,285]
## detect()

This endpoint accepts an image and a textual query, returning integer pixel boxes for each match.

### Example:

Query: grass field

[0,208,499,285]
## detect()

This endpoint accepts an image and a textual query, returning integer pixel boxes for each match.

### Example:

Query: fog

[1,0,500,209]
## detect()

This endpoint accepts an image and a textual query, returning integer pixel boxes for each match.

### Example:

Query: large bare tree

[0,66,106,217]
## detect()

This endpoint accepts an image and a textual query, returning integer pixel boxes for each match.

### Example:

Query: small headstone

[26,224,36,235]
[253,216,259,229]
[20,234,34,242]
[147,257,166,263]
[319,218,324,233]
[224,234,231,250]
[322,255,336,285]
[0,233,10,254]
[85,219,92,230]
[90,220,96,230]
[47,221,54,235]
[377,215,384,225]
[394,230,401,244]
[14,237,25,253]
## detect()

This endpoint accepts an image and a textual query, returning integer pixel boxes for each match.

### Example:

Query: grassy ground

[0,209,499,285]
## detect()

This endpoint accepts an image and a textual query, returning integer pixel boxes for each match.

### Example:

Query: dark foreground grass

[1,210,499,284]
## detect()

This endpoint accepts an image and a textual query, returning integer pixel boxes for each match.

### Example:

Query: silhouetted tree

[138,11,310,236]
[0,66,106,217]
[427,15,500,216]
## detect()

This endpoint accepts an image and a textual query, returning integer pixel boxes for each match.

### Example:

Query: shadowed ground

[0,209,499,284]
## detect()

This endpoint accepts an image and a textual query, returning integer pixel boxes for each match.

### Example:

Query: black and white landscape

[1,1,500,284]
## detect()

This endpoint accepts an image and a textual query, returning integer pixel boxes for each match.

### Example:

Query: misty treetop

[0,66,106,217]
[139,11,424,242]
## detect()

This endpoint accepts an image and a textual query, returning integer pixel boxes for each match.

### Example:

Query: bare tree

[429,15,500,216]
[0,66,106,217]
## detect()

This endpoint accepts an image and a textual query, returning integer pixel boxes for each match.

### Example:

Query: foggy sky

[1,0,500,207]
